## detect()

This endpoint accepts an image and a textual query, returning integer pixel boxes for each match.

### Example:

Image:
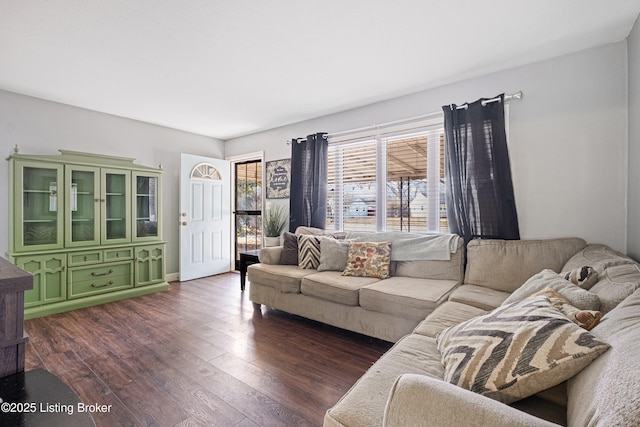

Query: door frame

[227,151,264,270]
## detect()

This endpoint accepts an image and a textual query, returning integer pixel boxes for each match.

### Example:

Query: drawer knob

[91,269,113,277]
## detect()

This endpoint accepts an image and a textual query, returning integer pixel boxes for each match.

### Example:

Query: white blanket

[344,232,460,261]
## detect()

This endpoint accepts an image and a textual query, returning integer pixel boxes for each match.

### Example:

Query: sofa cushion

[588,262,640,314]
[392,237,465,281]
[247,264,316,293]
[325,334,444,427]
[464,238,586,292]
[413,301,487,338]
[317,237,350,272]
[384,374,564,427]
[436,295,610,404]
[257,246,283,265]
[300,271,378,306]
[359,277,458,320]
[342,241,392,279]
[561,243,636,273]
[448,284,510,311]
[502,269,601,311]
[567,288,640,427]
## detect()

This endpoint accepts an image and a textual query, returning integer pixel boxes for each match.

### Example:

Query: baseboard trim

[24,282,170,320]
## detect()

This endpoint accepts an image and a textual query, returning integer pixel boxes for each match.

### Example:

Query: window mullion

[335,148,344,231]
[427,129,440,232]
[376,136,386,232]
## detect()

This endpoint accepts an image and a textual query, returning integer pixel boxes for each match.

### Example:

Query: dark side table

[0,368,96,426]
[239,250,261,291]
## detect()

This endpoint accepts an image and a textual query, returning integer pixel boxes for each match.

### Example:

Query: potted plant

[263,204,288,247]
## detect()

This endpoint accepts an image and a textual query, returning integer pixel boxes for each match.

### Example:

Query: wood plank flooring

[24,273,393,427]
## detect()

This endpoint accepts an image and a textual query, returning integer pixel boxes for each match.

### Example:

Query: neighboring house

[410,193,429,218]
[346,198,376,217]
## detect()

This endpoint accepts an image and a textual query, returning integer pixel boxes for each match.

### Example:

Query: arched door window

[190,163,222,181]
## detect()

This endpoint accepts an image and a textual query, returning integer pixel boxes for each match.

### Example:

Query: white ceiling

[1,1,639,140]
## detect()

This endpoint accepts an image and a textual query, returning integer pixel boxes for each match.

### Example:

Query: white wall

[628,15,640,260]
[0,90,224,275]
[227,42,629,253]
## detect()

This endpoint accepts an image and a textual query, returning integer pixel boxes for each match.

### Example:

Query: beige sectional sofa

[248,228,466,342]
[247,230,640,427]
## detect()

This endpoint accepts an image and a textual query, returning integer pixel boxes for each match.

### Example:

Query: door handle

[91,269,113,277]
[91,281,114,288]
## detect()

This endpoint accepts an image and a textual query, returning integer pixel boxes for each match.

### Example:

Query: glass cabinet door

[15,161,64,251]
[65,166,100,246]
[133,172,161,241]
[102,168,131,244]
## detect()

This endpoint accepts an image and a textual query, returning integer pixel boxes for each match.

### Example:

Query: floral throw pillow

[342,242,391,279]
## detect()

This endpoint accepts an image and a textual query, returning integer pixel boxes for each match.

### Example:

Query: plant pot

[264,237,281,247]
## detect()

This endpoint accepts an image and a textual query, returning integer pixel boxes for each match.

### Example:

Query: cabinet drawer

[68,261,133,298]
[69,262,131,283]
[69,262,132,282]
[68,250,103,267]
[104,248,134,261]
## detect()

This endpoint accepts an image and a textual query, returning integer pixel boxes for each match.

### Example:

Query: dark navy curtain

[289,132,328,232]
[442,94,519,243]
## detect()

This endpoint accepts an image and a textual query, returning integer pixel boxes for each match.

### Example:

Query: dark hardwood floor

[24,273,393,427]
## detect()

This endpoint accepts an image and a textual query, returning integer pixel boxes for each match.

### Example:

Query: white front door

[179,153,231,281]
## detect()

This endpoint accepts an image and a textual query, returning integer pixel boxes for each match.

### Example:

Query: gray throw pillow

[317,237,350,272]
[279,232,298,265]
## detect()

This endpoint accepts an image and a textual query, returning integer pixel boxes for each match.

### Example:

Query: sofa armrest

[383,374,560,427]
[258,246,283,264]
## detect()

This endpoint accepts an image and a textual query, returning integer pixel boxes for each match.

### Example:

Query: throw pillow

[298,234,322,269]
[317,237,350,272]
[279,232,299,265]
[436,295,610,404]
[502,269,601,311]
[533,288,602,331]
[561,266,598,290]
[342,242,391,279]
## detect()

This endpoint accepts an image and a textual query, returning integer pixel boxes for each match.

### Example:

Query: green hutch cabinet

[7,149,169,319]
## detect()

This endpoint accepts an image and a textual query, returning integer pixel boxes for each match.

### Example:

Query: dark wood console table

[0,258,32,377]
[239,250,260,291]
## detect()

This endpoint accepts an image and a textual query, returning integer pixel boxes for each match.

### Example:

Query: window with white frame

[327,118,447,234]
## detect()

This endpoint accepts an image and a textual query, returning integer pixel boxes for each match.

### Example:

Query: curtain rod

[326,91,522,140]
[454,91,522,110]
[286,91,522,144]
[287,134,329,145]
